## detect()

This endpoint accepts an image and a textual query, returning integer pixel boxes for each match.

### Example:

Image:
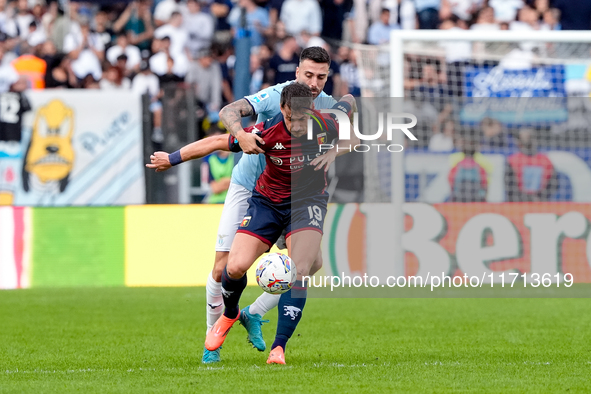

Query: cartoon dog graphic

[22,100,74,193]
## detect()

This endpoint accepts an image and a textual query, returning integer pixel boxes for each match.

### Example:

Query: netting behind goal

[336,32,591,283]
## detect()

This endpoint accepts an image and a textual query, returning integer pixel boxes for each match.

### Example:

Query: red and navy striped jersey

[229,112,339,203]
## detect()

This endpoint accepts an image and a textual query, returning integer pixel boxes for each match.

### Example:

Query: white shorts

[215,182,252,252]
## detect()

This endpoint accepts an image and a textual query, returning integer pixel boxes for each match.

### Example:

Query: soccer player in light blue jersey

[147,47,338,363]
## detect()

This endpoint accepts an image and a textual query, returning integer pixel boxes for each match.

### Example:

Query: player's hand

[311,149,337,172]
[237,130,265,154]
[146,151,172,172]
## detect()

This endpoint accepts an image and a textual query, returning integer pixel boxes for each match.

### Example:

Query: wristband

[168,150,183,166]
[331,101,353,117]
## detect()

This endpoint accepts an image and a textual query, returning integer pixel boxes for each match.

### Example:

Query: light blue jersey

[230,80,337,191]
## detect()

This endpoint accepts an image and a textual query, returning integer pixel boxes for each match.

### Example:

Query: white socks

[205,272,223,332]
[248,292,280,317]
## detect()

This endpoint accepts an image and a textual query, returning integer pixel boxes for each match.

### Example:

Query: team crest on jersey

[317,132,327,145]
[270,156,283,166]
[240,216,251,227]
[251,92,269,104]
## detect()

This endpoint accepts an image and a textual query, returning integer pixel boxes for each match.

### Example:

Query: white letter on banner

[525,212,587,280]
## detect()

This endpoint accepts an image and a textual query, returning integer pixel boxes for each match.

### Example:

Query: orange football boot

[205,314,240,351]
[266,346,286,365]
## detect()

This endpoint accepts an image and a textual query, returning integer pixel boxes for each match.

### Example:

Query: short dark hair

[280,82,312,110]
[300,46,331,66]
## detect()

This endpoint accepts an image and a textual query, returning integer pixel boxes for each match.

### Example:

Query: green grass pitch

[1,287,590,393]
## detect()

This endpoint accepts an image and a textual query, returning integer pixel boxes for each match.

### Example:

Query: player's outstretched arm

[219,98,265,154]
[146,134,231,172]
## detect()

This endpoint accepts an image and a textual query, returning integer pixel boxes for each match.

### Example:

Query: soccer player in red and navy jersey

[205,82,357,364]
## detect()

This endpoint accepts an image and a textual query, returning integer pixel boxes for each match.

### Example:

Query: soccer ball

[255,253,297,294]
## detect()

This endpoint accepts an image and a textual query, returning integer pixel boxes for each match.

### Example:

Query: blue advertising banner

[461,66,567,125]
[464,65,566,97]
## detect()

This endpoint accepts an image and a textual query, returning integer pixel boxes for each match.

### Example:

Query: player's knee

[295,259,314,277]
[226,258,247,279]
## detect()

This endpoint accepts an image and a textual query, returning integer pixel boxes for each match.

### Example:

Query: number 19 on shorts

[307,205,323,227]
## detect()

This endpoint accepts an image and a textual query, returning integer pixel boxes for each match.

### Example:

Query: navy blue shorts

[236,191,328,247]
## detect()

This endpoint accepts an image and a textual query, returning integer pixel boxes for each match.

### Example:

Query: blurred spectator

[154,0,185,27]
[346,0,369,44]
[183,0,214,58]
[40,1,56,36]
[227,0,269,48]
[415,0,440,29]
[38,39,56,65]
[63,16,104,81]
[540,8,561,30]
[80,73,100,89]
[470,6,499,30]
[115,54,132,78]
[320,0,352,41]
[480,117,509,150]
[149,36,188,78]
[11,41,46,89]
[206,0,233,41]
[93,11,113,48]
[439,16,470,96]
[154,11,188,58]
[280,0,321,36]
[212,42,234,105]
[159,54,185,83]
[0,0,9,33]
[410,62,452,111]
[100,65,131,90]
[553,0,591,30]
[0,47,19,93]
[200,126,235,204]
[322,44,343,97]
[339,46,359,96]
[26,21,47,50]
[510,4,540,31]
[44,53,77,89]
[448,131,489,202]
[186,48,222,114]
[393,0,417,30]
[429,118,455,152]
[367,8,399,45]
[268,0,284,28]
[4,0,34,41]
[505,129,557,202]
[440,0,483,22]
[298,30,326,49]
[249,50,264,94]
[266,35,298,85]
[274,20,288,41]
[50,1,81,53]
[132,59,163,143]
[489,0,523,23]
[107,32,141,72]
[113,0,154,53]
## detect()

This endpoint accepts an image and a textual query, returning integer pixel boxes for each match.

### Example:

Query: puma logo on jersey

[272,142,286,150]
[283,306,301,320]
